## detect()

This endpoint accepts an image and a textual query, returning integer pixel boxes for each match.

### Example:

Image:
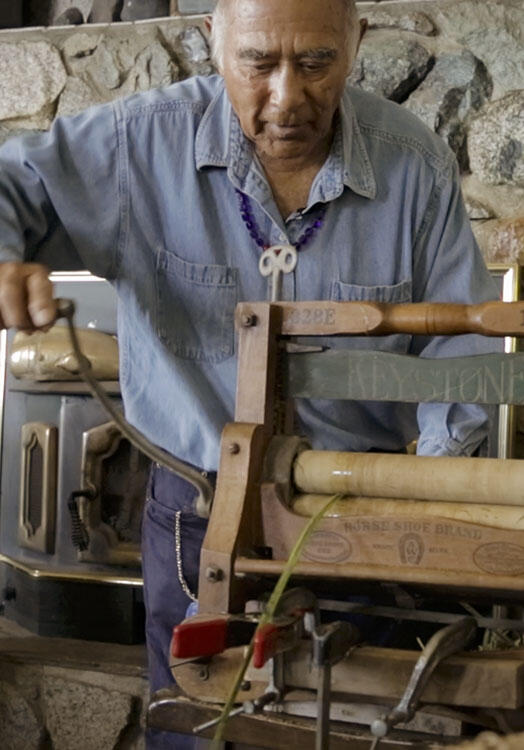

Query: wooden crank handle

[376,300,524,337]
[277,300,524,337]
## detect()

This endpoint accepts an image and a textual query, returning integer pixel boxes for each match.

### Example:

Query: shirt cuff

[416,436,472,457]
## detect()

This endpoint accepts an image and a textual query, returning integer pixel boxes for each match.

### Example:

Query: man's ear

[347,18,367,76]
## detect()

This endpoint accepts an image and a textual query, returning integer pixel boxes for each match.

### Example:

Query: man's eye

[301,63,327,72]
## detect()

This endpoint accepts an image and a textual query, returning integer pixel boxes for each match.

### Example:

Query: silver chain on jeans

[174,510,198,602]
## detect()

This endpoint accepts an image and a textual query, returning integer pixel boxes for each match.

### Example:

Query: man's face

[218,0,361,167]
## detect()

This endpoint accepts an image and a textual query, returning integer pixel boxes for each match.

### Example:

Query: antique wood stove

[0,272,147,643]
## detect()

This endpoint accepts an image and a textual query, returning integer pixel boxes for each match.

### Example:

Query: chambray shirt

[0,75,498,470]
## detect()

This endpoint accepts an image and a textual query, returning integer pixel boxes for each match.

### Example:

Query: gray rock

[62,32,178,100]
[468,92,524,187]
[120,0,169,21]
[89,0,123,23]
[461,174,524,221]
[43,674,133,750]
[0,681,43,750]
[0,41,67,121]
[179,26,210,64]
[28,0,93,26]
[349,35,434,103]
[160,23,215,77]
[177,0,217,12]
[433,0,524,100]
[472,217,524,265]
[434,0,523,42]
[54,7,84,25]
[464,197,494,220]
[1,103,57,131]
[90,41,122,89]
[364,10,436,36]
[56,76,107,117]
[122,41,177,92]
[62,31,100,64]
[405,50,492,168]
[462,29,524,101]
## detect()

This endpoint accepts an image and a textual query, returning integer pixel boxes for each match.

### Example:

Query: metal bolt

[228,442,241,455]
[240,680,251,691]
[241,314,257,328]
[205,566,224,583]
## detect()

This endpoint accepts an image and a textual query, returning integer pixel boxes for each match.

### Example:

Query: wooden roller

[292,494,524,530]
[293,452,524,507]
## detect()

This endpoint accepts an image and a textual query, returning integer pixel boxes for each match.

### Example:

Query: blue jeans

[142,463,212,749]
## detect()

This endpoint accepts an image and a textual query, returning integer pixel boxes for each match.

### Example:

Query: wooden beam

[286,351,524,405]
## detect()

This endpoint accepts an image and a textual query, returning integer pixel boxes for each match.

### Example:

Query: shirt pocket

[155,247,238,363]
[330,278,412,303]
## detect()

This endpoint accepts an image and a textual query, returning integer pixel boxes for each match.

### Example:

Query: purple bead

[238,190,327,253]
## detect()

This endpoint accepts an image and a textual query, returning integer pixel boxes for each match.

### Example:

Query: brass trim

[0,553,143,586]
[79,421,142,567]
[19,422,57,554]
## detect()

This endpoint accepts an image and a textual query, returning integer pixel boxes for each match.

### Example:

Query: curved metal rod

[371,616,477,740]
[56,298,214,518]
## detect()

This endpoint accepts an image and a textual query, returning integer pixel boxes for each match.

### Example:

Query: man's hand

[0,262,56,331]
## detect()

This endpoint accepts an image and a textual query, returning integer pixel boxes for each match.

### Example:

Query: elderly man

[0,0,496,747]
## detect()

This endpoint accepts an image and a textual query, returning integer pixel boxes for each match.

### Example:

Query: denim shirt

[0,75,498,470]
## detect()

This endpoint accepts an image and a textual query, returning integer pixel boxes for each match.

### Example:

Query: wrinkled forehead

[222,0,350,54]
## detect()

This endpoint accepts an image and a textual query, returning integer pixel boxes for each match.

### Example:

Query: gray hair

[209,0,360,71]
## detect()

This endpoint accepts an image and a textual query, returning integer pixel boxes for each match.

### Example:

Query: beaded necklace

[235,189,327,252]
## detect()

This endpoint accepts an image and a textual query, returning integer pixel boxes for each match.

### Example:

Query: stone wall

[0,616,148,750]
[0,0,522,265]
[0,15,212,139]
[352,1,524,271]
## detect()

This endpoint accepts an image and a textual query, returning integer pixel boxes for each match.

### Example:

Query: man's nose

[269,64,306,114]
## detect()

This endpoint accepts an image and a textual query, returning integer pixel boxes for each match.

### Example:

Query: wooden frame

[199,299,524,614]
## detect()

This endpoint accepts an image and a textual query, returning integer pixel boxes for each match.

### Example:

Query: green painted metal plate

[285,351,524,404]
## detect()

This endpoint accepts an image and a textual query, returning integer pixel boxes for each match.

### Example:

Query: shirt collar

[195,78,377,201]
[339,86,377,200]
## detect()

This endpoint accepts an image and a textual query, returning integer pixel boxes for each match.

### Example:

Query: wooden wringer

[148,270,524,748]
